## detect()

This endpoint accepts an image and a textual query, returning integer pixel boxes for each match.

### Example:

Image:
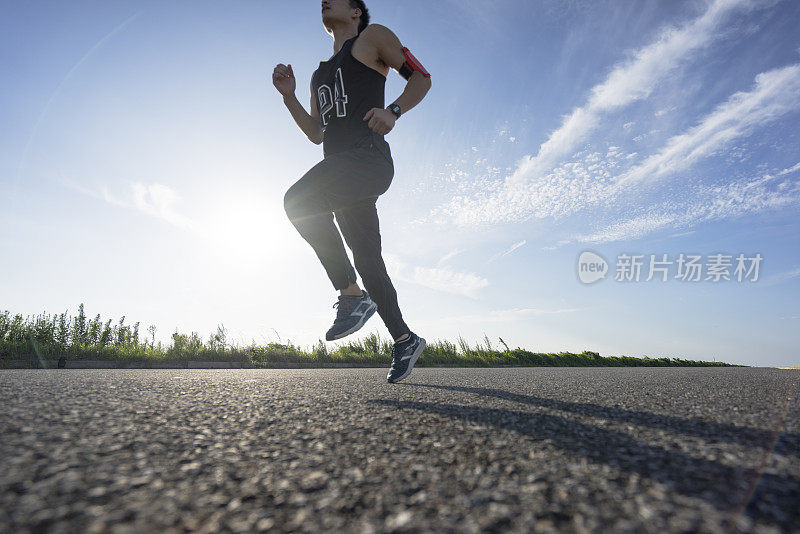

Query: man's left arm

[363,24,432,135]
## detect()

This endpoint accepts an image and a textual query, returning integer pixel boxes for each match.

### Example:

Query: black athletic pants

[283,134,411,341]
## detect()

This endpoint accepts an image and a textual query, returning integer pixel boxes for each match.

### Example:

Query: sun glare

[199,189,291,263]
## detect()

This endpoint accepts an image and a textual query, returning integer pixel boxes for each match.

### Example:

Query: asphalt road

[0,368,798,533]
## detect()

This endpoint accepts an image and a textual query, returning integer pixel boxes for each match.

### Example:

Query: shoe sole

[387,337,426,383]
[326,301,378,341]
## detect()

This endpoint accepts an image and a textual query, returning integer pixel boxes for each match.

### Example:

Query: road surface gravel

[0,367,797,533]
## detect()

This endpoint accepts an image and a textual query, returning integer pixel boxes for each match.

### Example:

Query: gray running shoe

[325,291,378,341]
[387,331,426,383]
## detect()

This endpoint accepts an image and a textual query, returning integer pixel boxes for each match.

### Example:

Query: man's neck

[329,25,359,55]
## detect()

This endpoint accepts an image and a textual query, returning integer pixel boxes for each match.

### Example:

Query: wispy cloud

[668,230,696,238]
[761,267,800,286]
[542,239,572,251]
[506,0,771,187]
[130,182,194,230]
[616,63,800,187]
[488,240,527,262]
[425,145,629,226]
[385,253,489,298]
[423,0,796,234]
[777,161,800,176]
[437,248,463,266]
[426,57,800,238]
[576,212,678,244]
[572,162,800,244]
[59,174,194,231]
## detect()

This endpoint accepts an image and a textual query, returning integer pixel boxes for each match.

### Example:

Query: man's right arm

[273,63,323,145]
[282,87,323,145]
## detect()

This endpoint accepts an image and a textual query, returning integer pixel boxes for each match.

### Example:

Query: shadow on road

[368,383,799,529]
[401,383,800,457]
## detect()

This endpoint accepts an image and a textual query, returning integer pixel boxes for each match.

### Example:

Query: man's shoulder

[362,23,391,33]
[359,23,397,44]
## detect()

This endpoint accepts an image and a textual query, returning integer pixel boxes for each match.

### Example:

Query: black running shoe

[387,332,426,383]
[325,291,378,341]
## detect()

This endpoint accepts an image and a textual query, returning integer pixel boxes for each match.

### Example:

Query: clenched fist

[363,108,396,136]
[272,63,295,97]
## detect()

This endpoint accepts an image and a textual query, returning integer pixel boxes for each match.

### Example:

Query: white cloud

[424,0,789,230]
[488,240,527,262]
[425,58,800,234]
[59,173,194,231]
[385,253,489,298]
[58,175,107,201]
[616,63,800,187]
[542,239,572,251]
[573,162,800,244]
[762,267,800,286]
[777,161,800,175]
[632,129,661,142]
[669,230,696,238]
[410,266,489,298]
[425,146,630,226]
[131,182,194,230]
[437,248,463,266]
[506,0,769,187]
[576,212,677,243]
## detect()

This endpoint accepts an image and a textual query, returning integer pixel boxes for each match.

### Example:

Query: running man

[272,0,432,383]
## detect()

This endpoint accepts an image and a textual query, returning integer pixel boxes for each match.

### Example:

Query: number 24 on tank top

[317,67,348,128]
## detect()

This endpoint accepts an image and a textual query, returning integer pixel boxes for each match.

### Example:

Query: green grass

[0,304,735,368]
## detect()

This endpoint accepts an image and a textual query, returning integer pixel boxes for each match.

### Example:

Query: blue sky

[2,0,799,366]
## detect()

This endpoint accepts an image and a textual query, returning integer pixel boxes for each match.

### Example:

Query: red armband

[398,47,431,80]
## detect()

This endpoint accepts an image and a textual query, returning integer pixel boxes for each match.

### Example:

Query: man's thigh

[290,148,393,212]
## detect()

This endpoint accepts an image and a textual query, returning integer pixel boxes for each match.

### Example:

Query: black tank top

[312,33,392,160]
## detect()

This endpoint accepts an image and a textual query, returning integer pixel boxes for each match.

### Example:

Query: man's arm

[273,63,323,145]
[361,24,432,135]
[281,80,323,145]
[371,24,432,115]
[306,80,324,145]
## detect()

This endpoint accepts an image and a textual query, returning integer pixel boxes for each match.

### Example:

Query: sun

[199,187,292,264]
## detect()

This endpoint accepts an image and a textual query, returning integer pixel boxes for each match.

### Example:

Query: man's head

[321,0,370,34]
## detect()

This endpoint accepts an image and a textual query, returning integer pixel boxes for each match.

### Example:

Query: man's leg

[334,197,411,342]
[283,158,358,291]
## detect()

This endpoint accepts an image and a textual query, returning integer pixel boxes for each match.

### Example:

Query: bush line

[0,305,735,367]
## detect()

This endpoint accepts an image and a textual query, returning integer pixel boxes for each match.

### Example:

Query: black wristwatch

[387,103,402,119]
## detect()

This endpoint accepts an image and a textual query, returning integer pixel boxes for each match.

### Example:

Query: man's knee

[353,252,384,278]
[284,185,307,222]
[285,186,334,228]
[285,161,331,218]
[283,189,295,219]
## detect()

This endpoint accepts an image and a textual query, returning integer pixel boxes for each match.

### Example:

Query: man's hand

[363,108,396,135]
[272,63,296,98]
